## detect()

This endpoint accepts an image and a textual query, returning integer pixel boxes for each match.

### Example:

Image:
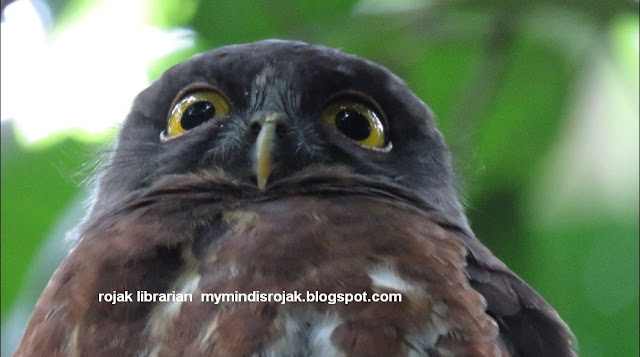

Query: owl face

[93,40,465,227]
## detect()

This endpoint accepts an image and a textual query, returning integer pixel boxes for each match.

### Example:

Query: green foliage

[1,122,103,315]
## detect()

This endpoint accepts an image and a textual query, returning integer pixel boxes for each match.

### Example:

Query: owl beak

[255,113,285,190]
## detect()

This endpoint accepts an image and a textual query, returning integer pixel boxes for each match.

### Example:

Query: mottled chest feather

[17,195,503,357]
[154,196,503,356]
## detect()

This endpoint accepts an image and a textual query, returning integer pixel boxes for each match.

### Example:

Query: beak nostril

[249,112,290,140]
[250,122,262,137]
[275,123,287,137]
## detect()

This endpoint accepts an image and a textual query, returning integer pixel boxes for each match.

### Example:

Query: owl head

[90,39,467,229]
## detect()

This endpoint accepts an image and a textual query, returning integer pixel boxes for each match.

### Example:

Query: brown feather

[17,171,509,356]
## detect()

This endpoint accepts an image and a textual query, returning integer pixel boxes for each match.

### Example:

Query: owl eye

[323,100,387,149]
[165,90,230,138]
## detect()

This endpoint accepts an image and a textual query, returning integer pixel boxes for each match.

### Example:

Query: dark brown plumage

[16,40,575,356]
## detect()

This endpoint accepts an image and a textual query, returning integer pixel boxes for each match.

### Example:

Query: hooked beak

[254,113,286,190]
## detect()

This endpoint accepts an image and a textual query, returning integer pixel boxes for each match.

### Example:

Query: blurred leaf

[0,122,99,317]
[144,0,200,28]
[451,0,636,22]
[469,29,575,198]
[611,13,640,94]
[530,223,639,357]
[190,0,280,46]
[47,0,97,33]
[282,0,359,26]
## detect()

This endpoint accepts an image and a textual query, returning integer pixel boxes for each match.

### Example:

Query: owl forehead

[132,40,436,138]
[164,41,405,109]
[246,64,299,112]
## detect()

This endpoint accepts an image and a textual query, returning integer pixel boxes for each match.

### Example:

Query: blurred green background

[1,0,638,355]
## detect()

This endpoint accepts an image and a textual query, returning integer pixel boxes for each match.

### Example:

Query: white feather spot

[146,270,201,339]
[406,328,440,353]
[148,345,162,357]
[310,314,345,357]
[199,314,220,352]
[257,313,304,356]
[178,274,201,295]
[66,325,79,357]
[368,266,420,293]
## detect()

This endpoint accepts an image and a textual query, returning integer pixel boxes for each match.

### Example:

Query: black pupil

[335,110,371,141]
[181,101,216,129]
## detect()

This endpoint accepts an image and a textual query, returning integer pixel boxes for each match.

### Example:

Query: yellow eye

[323,100,387,149]
[166,90,230,137]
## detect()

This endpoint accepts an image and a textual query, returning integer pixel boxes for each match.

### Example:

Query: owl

[15,40,575,357]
